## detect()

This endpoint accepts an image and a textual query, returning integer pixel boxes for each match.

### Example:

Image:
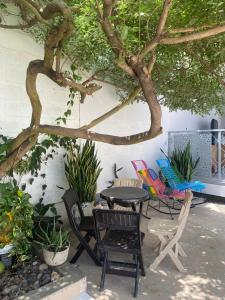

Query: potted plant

[35,219,70,266]
[65,140,102,215]
[170,141,200,182]
[0,181,34,264]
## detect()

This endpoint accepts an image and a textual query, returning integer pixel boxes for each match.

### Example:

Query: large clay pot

[43,245,69,266]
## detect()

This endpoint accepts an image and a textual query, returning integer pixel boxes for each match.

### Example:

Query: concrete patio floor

[69,202,225,300]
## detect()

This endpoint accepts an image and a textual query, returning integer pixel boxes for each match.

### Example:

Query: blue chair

[156,159,205,192]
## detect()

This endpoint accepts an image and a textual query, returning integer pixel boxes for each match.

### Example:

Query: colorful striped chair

[156,159,205,192]
[131,160,185,200]
[131,160,185,218]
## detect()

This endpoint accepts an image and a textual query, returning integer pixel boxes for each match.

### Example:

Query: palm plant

[170,142,200,182]
[65,141,102,203]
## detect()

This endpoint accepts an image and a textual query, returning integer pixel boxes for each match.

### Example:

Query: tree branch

[147,52,157,76]
[14,0,51,26]
[165,22,225,34]
[0,131,38,178]
[161,24,225,45]
[97,0,123,55]
[156,0,173,36]
[39,124,162,145]
[97,0,135,77]
[80,86,141,130]
[139,0,173,60]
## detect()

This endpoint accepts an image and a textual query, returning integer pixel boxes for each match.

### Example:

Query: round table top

[100,186,149,203]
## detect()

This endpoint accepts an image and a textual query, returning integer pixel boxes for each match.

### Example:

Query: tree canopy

[0,0,225,177]
[20,0,225,114]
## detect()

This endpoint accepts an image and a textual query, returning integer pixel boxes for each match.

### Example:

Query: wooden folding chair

[93,209,145,297]
[62,188,101,266]
[113,178,143,211]
[148,190,193,272]
[114,178,143,188]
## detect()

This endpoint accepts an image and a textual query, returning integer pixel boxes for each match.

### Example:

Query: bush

[0,181,34,262]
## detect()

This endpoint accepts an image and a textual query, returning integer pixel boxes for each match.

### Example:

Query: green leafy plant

[33,198,62,239]
[0,181,34,262]
[170,142,200,182]
[35,219,69,253]
[65,141,102,203]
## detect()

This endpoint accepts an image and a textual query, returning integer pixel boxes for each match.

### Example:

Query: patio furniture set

[62,159,204,297]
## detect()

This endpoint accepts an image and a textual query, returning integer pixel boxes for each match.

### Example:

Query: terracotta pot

[43,245,69,266]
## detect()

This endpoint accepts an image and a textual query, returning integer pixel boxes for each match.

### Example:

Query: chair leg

[177,242,187,257]
[134,255,139,297]
[158,235,168,254]
[168,249,186,272]
[150,242,186,272]
[139,253,145,276]
[70,243,85,264]
[150,237,174,271]
[131,203,136,212]
[70,233,92,264]
[100,252,108,291]
[76,232,89,249]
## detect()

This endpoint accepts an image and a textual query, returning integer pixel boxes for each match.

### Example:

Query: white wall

[0,28,213,219]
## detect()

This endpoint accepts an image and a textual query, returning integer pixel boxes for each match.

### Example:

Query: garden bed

[0,260,86,300]
[0,260,61,300]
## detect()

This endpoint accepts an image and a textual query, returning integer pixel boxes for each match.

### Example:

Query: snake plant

[65,141,102,203]
[170,141,200,182]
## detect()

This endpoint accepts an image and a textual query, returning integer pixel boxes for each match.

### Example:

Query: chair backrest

[156,159,181,189]
[113,178,143,188]
[62,188,84,230]
[93,209,141,247]
[138,168,166,196]
[131,160,148,180]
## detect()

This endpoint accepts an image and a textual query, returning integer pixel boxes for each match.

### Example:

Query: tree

[0,0,225,178]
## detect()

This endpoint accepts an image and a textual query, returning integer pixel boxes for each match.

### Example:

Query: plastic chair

[138,168,185,200]
[93,209,145,297]
[132,160,185,218]
[156,159,206,192]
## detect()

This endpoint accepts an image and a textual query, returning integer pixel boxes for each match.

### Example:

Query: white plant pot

[0,243,13,255]
[82,202,94,216]
[43,246,69,266]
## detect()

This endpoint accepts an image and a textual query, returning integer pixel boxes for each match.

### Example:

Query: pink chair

[131,160,185,218]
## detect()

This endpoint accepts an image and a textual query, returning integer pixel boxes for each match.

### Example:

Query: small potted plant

[35,219,70,266]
